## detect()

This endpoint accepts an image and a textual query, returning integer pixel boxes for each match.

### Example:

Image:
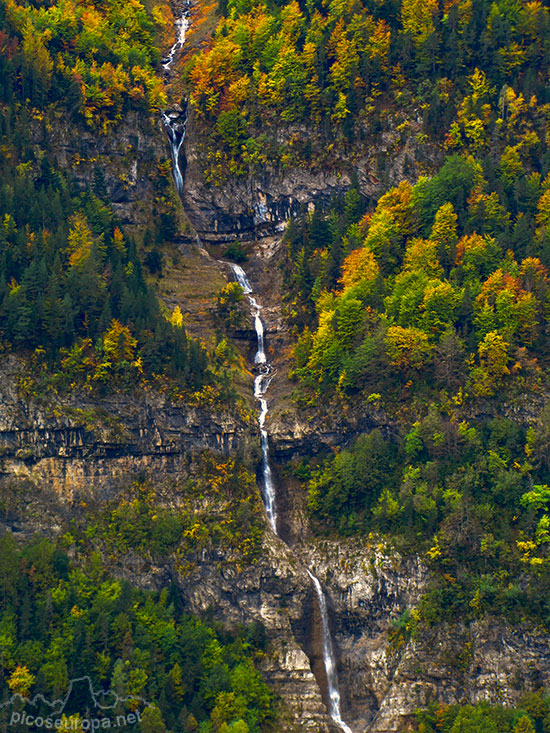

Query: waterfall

[229,264,352,731]
[307,570,353,733]
[161,7,352,729]
[160,2,190,196]
[161,3,190,71]
[229,264,277,534]
[161,108,187,196]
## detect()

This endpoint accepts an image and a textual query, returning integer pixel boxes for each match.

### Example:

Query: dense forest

[415,697,550,732]
[0,0,273,726]
[187,0,550,179]
[182,0,550,722]
[282,156,550,625]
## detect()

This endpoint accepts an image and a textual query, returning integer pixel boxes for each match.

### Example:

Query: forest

[0,533,272,733]
[187,0,550,179]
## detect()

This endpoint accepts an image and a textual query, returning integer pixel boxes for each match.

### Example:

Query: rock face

[0,357,249,510]
[108,530,550,733]
[294,541,550,733]
[173,534,337,731]
[182,111,433,244]
[36,108,176,234]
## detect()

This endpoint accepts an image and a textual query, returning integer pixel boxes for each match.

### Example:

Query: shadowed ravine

[160,11,354,733]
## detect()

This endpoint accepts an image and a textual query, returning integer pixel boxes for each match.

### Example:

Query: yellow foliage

[385,325,433,370]
[103,319,137,363]
[401,0,438,45]
[426,535,442,559]
[8,665,35,698]
[66,213,93,268]
[478,330,510,380]
[430,202,458,250]
[454,232,491,266]
[171,306,184,328]
[113,226,126,254]
[403,238,443,276]
[339,248,379,291]
[536,188,550,228]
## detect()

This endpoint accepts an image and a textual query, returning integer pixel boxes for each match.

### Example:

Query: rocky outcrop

[300,540,550,733]
[179,534,338,731]
[109,533,550,733]
[182,112,434,244]
[35,107,177,234]
[0,356,251,509]
[11,91,550,733]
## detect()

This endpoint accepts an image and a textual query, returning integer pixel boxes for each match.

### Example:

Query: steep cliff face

[0,356,249,522]
[212,234,550,732]
[6,65,549,733]
[47,110,172,229]
[92,516,550,733]
[181,111,434,244]
[2,336,549,732]
[299,542,550,733]
[168,533,337,732]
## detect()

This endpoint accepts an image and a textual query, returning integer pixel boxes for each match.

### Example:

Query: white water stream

[160,2,190,195]
[230,264,351,732]
[229,264,277,534]
[307,570,354,733]
[161,108,187,195]
[161,3,190,71]
[161,13,352,732]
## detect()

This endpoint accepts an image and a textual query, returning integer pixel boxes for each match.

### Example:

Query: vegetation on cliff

[257,1,550,629]
[415,696,550,732]
[0,0,224,397]
[0,157,210,392]
[285,150,550,624]
[2,0,550,724]
[85,456,265,568]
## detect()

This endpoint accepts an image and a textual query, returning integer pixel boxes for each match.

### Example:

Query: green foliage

[288,143,550,402]
[224,242,248,263]
[0,534,272,733]
[308,430,401,533]
[302,405,550,624]
[415,696,550,733]
[0,157,209,393]
[86,458,265,566]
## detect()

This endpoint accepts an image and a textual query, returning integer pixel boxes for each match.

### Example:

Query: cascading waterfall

[160,2,190,195]
[229,264,351,732]
[160,12,352,732]
[307,571,354,733]
[162,108,187,196]
[161,3,190,71]
[229,264,277,534]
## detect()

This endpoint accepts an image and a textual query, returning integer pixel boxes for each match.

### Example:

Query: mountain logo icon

[0,676,151,730]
